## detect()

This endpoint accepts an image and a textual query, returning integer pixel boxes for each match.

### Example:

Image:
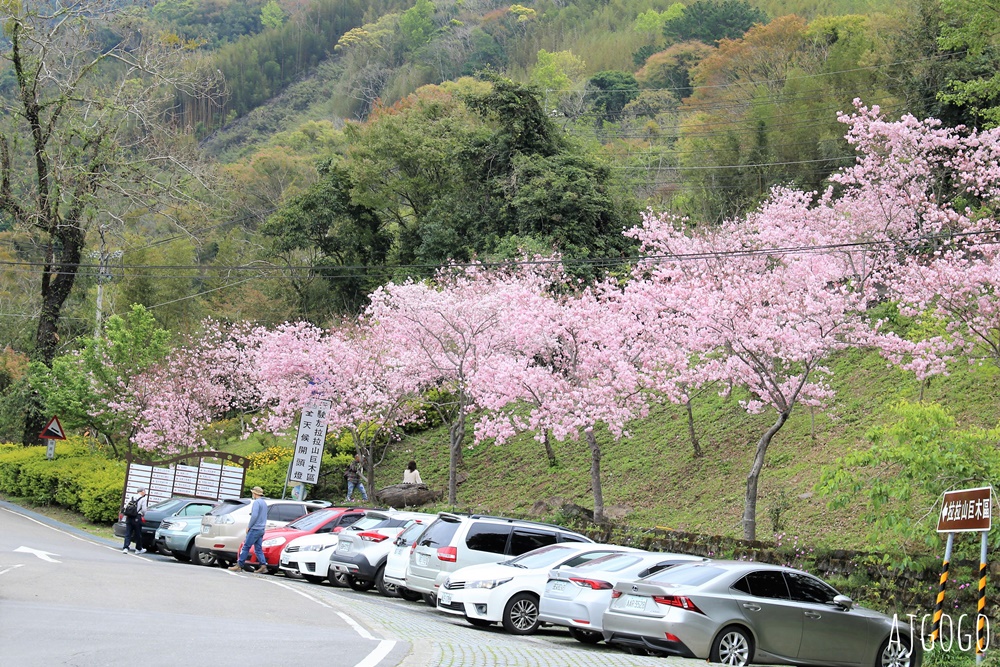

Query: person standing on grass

[229,486,268,573]
[345,455,368,502]
[121,488,148,554]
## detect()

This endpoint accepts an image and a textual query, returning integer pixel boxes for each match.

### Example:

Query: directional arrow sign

[14,546,61,563]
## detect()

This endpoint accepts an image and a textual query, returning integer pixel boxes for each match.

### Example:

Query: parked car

[328,510,436,596]
[406,512,591,606]
[238,506,366,573]
[155,506,222,566]
[383,521,432,602]
[278,509,389,583]
[539,550,706,644]
[601,560,922,667]
[114,496,218,552]
[194,497,331,567]
[438,542,640,635]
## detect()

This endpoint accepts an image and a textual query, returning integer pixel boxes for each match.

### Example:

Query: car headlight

[467,577,513,590]
[301,543,337,551]
[262,537,287,548]
[166,521,189,531]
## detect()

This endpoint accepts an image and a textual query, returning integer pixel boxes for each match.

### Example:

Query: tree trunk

[742,410,789,542]
[685,397,702,458]
[586,428,604,525]
[447,409,466,505]
[543,429,557,466]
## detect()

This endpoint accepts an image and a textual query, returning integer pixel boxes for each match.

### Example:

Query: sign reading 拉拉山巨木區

[937,486,993,533]
[288,400,331,486]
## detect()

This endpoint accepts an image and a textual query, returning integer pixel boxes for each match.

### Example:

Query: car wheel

[422,592,437,607]
[303,574,325,584]
[567,627,602,644]
[374,565,397,597]
[190,543,217,567]
[347,576,375,592]
[330,572,349,588]
[710,625,754,666]
[876,635,914,667]
[398,587,423,602]
[466,618,493,628]
[501,592,541,635]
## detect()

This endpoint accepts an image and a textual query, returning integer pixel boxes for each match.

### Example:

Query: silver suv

[195,497,331,567]
[405,513,591,605]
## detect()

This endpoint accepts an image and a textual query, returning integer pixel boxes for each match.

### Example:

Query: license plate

[416,553,429,566]
[338,543,351,553]
[440,592,452,605]
[624,595,647,610]
[393,546,404,555]
[201,526,209,534]
[551,581,567,592]
[280,558,289,567]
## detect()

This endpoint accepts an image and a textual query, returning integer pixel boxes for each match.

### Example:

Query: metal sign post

[931,486,992,663]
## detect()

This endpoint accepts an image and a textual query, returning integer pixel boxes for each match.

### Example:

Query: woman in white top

[403,460,422,484]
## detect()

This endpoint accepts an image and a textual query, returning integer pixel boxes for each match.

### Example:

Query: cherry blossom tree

[249,320,423,490]
[472,282,662,524]
[366,265,556,504]
[627,212,872,541]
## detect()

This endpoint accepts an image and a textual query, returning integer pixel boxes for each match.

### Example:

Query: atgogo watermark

[889,613,992,653]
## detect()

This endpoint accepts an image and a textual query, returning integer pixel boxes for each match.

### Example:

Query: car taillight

[652,595,705,615]
[359,531,388,542]
[569,577,613,590]
[611,590,623,599]
[437,546,457,562]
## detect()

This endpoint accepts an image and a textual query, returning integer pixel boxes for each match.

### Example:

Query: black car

[113,496,219,551]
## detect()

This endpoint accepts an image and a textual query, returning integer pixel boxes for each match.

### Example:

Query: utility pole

[92,226,121,338]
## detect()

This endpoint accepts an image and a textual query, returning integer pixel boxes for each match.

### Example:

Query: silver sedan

[539,551,706,644]
[602,561,921,667]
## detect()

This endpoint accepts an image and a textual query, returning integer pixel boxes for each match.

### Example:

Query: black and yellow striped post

[930,532,955,647]
[976,531,988,664]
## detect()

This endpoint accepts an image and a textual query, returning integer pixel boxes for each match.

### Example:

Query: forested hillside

[1,0,999,559]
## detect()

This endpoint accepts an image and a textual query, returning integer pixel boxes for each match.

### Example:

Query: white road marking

[0,564,25,576]
[14,546,61,562]
[262,577,397,663]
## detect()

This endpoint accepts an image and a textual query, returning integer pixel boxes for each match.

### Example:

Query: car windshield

[148,498,186,513]
[504,545,573,569]
[644,564,727,587]
[287,510,335,530]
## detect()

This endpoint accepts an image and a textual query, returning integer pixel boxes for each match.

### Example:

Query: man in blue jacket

[229,486,268,573]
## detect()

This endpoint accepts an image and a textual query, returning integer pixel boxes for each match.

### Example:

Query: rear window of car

[177,503,215,517]
[465,523,512,554]
[350,516,391,531]
[208,499,249,516]
[577,553,643,572]
[418,517,462,549]
[645,564,726,587]
[506,544,571,568]
[396,522,426,547]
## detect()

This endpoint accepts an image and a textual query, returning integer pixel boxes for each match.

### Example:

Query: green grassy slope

[375,349,1000,552]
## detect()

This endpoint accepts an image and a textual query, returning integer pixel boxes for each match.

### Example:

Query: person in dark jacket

[345,455,368,502]
[121,488,148,554]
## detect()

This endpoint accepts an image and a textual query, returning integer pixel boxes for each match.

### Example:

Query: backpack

[123,497,139,518]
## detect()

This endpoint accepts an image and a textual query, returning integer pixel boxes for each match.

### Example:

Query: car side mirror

[833,594,853,611]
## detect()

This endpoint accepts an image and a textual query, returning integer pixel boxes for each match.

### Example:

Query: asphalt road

[0,501,704,667]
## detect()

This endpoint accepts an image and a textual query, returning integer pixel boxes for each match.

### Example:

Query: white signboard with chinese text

[288,400,331,486]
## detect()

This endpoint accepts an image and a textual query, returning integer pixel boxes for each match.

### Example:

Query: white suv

[405,513,591,605]
[195,497,331,567]
[328,510,436,596]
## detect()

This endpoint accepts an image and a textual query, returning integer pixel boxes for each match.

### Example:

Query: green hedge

[0,440,125,523]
